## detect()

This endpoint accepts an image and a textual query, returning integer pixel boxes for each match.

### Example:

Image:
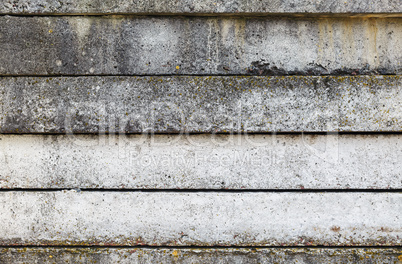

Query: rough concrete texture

[0,16,401,75]
[1,0,402,15]
[0,192,401,246]
[1,134,402,189]
[0,76,401,133]
[0,248,401,263]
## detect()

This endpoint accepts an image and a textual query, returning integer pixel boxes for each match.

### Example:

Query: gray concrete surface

[0,76,401,133]
[0,16,401,75]
[0,192,400,246]
[1,2,401,260]
[1,0,401,15]
[1,134,401,189]
[0,248,401,263]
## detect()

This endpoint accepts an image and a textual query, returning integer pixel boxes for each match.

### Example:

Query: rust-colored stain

[379,227,393,232]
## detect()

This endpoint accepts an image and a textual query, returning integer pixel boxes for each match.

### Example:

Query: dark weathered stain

[247,61,396,76]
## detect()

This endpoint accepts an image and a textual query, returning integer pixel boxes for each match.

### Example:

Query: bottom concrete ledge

[0,248,400,263]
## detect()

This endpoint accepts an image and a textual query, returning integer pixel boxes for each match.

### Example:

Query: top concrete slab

[1,0,401,15]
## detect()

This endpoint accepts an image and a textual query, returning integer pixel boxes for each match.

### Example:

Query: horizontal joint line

[0,189,401,193]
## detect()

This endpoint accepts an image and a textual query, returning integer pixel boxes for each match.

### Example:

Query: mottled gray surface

[0,192,401,246]
[0,248,401,263]
[1,3,401,260]
[1,134,401,189]
[0,76,401,133]
[1,0,401,14]
[0,16,401,75]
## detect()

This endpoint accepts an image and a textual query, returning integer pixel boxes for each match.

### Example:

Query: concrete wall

[0,1,401,263]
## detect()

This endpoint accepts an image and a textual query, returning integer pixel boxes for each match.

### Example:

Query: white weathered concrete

[1,76,402,133]
[0,16,400,75]
[0,134,401,189]
[0,247,400,263]
[1,0,401,15]
[0,192,400,246]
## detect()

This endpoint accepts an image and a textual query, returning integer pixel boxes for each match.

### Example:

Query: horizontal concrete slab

[0,76,401,133]
[1,0,401,15]
[0,16,401,75]
[0,192,400,246]
[0,248,401,263]
[1,134,401,189]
